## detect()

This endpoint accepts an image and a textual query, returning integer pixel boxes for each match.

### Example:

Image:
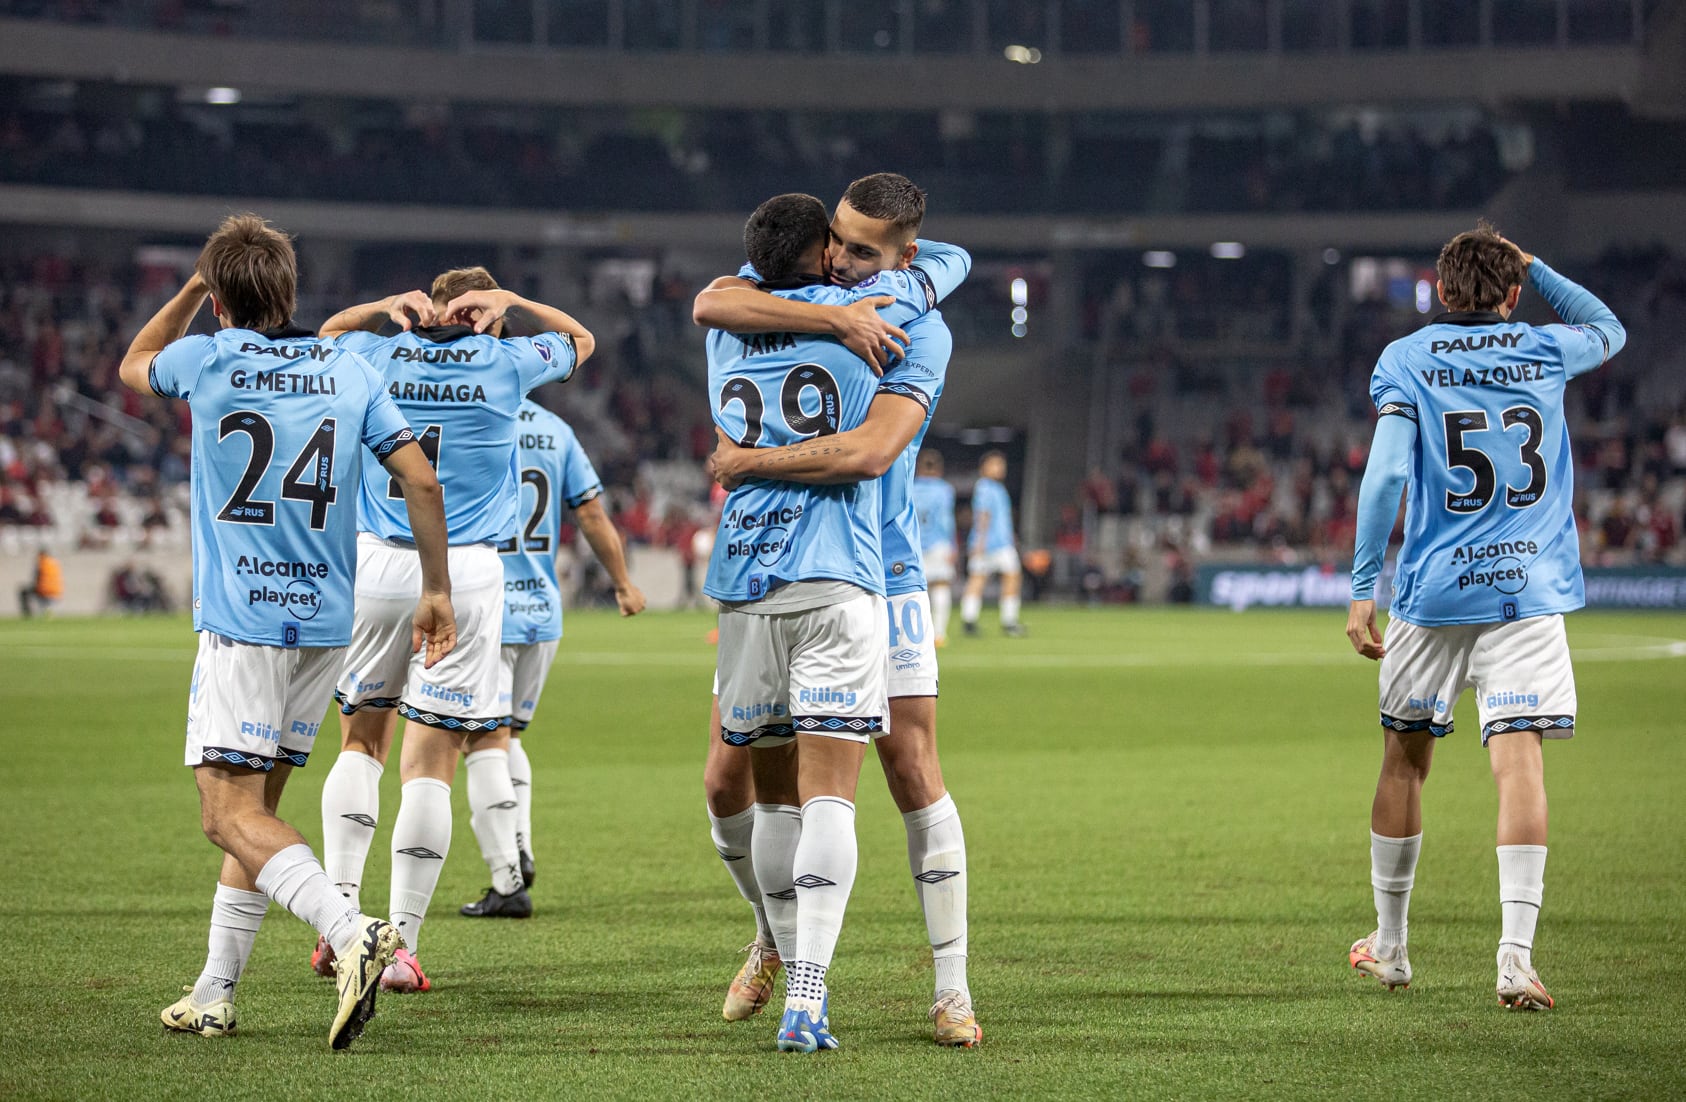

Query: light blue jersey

[1353,260,1624,626]
[704,266,945,603]
[912,475,957,552]
[337,327,576,545]
[736,241,971,598]
[149,327,414,648]
[970,478,1015,553]
[500,401,604,644]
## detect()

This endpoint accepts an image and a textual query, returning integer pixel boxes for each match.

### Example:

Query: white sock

[389,777,453,954]
[320,750,383,910]
[789,796,858,1015]
[930,585,952,642]
[904,793,969,1000]
[1497,844,1546,968]
[507,735,534,858]
[710,805,774,948]
[1371,831,1421,958]
[1000,594,1021,628]
[751,803,802,962]
[255,843,363,957]
[960,592,982,625]
[191,883,267,1005]
[466,749,523,896]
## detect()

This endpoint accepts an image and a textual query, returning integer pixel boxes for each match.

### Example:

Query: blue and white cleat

[775,997,839,1053]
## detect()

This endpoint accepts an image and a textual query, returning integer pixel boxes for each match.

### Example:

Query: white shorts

[886,589,939,699]
[922,543,956,585]
[334,535,506,733]
[185,632,341,771]
[1377,614,1577,747]
[499,639,560,731]
[969,546,1020,577]
[716,590,889,748]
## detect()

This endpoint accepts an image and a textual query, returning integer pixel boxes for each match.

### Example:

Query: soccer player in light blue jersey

[912,450,959,644]
[699,174,980,1047]
[118,214,455,1049]
[961,450,1025,636]
[459,399,644,910]
[313,266,593,991]
[1345,225,1625,1011]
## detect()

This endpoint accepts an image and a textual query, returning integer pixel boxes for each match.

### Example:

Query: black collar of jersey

[756,272,828,292]
[256,323,315,340]
[409,324,477,343]
[1431,310,1507,327]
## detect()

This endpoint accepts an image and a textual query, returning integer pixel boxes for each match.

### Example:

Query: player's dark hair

[842,172,926,242]
[917,450,944,476]
[1437,221,1525,312]
[431,265,500,310]
[743,193,830,284]
[196,213,296,331]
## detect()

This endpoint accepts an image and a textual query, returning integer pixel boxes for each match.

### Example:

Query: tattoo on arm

[753,442,846,469]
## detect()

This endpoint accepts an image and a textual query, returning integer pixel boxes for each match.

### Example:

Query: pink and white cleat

[1349,931,1412,990]
[379,948,432,993]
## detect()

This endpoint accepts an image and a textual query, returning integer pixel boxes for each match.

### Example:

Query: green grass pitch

[1,607,1683,1100]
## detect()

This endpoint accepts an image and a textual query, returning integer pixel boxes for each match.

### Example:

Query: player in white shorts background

[458,398,645,916]
[119,213,455,1049]
[699,173,980,1047]
[314,266,593,993]
[1345,225,1625,1010]
[911,450,958,646]
[961,450,1025,637]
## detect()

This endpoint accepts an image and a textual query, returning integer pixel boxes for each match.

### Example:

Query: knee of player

[704,752,754,812]
[879,739,943,808]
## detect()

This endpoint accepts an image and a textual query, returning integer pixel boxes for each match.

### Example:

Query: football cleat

[1002,623,1028,638]
[962,621,980,638]
[930,990,981,1048]
[161,986,236,1037]
[1350,932,1412,990]
[723,941,782,1022]
[311,935,337,978]
[1497,951,1554,1010]
[519,850,536,890]
[459,885,534,919]
[775,997,838,1053]
[379,947,431,994]
[329,918,401,1051]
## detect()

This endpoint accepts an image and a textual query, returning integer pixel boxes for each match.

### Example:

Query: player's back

[152,327,408,647]
[1375,316,1582,625]
[500,401,602,644]
[912,475,956,551]
[339,326,575,545]
[705,306,885,602]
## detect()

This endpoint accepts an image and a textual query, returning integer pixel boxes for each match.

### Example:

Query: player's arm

[571,496,646,616]
[1346,413,1416,661]
[712,391,928,488]
[441,289,595,365]
[383,441,457,668]
[1522,256,1626,376]
[908,239,973,303]
[319,291,436,339]
[692,276,908,371]
[118,273,210,394]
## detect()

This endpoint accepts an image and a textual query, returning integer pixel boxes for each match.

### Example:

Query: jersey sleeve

[510,333,578,393]
[558,428,604,508]
[876,314,952,414]
[353,356,416,460]
[841,270,935,328]
[1351,413,1416,601]
[147,334,214,399]
[909,240,973,306]
[1368,346,1418,424]
[1529,260,1625,378]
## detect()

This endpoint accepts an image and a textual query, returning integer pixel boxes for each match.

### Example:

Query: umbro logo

[341,813,377,828]
[511,779,530,787]
[717,849,744,862]
[488,800,518,811]
[793,874,836,890]
[915,869,960,884]
[767,888,798,901]
[397,846,444,860]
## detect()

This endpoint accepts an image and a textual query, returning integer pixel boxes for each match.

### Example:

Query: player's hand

[831,296,908,375]
[441,289,517,334]
[385,290,436,331]
[614,584,646,617]
[713,427,748,490]
[1345,599,1385,661]
[1498,235,1534,268]
[411,591,458,669]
